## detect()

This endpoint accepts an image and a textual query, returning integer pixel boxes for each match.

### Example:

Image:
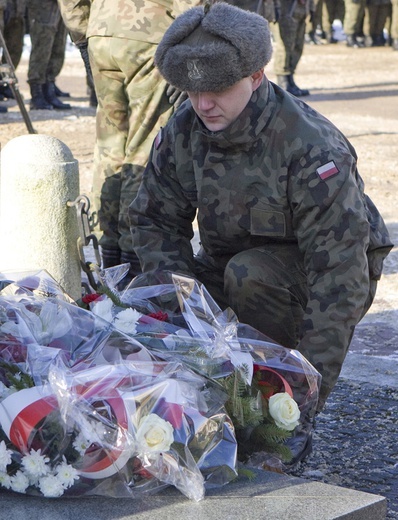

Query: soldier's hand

[166,84,188,109]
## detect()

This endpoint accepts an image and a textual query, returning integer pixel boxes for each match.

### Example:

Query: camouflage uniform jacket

[58,0,197,45]
[130,78,393,362]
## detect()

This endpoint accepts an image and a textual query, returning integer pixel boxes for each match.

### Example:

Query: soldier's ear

[251,69,264,91]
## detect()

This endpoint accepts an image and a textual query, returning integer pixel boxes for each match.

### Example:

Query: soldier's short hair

[155,2,272,92]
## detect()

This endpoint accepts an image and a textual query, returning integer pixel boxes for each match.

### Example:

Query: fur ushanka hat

[155,2,272,92]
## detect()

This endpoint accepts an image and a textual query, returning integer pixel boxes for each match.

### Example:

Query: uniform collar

[192,77,278,149]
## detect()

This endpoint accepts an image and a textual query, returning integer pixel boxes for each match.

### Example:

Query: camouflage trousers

[27,1,67,84]
[1,0,26,68]
[343,0,366,36]
[322,0,345,34]
[392,0,398,39]
[271,1,308,76]
[88,36,174,253]
[194,243,376,411]
[364,4,391,38]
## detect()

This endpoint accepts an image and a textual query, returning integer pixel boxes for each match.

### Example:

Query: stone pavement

[0,468,387,520]
[290,355,398,520]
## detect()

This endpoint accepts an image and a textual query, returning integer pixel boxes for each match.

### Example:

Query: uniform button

[202,197,209,204]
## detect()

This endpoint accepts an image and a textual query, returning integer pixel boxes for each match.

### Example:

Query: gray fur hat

[155,2,272,92]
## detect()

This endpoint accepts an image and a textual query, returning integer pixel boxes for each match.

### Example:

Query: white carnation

[54,461,79,488]
[21,449,50,478]
[0,440,12,471]
[91,297,114,323]
[10,470,30,493]
[0,471,11,489]
[113,308,142,334]
[38,475,65,497]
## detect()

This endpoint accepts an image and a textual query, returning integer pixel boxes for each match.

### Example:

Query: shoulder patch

[316,160,339,180]
[154,128,163,149]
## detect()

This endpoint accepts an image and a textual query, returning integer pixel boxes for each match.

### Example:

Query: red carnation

[82,293,101,304]
[148,311,168,322]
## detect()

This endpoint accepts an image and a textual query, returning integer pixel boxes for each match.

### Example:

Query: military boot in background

[287,75,310,96]
[29,82,53,110]
[0,84,14,100]
[43,81,71,110]
[277,75,310,97]
[346,34,364,48]
[54,84,70,97]
[100,247,122,269]
[119,250,142,287]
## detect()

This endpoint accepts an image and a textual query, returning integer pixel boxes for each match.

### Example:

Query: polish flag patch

[316,160,339,180]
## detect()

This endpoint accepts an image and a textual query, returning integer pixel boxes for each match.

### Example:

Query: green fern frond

[97,285,128,308]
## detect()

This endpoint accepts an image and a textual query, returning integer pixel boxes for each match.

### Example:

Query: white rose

[136,414,174,454]
[268,392,300,431]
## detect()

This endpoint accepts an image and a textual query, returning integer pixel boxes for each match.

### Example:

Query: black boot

[101,247,121,268]
[43,81,71,110]
[287,75,310,97]
[54,83,70,97]
[0,84,14,100]
[29,82,53,110]
[278,75,309,97]
[120,251,142,280]
[346,34,364,48]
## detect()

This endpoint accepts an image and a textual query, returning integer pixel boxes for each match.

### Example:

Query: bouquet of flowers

[86,268,321,469]
[0,271,237,500]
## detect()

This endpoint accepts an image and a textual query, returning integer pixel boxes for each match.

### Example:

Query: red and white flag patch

[316,160,339,180]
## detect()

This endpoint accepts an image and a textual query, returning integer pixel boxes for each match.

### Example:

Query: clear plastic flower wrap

[0,270,237,500]
[91,268,322,468]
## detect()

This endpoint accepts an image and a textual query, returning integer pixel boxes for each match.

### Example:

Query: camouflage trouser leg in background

[88,36,174,253]
[364,4,391,40]
[322,0,346,35]
[195,243,377,411]
[272,1,308,76]
[3,0,26,69]
[46,19,67,82]
[343,0,366,36]
[27,0,61,84]
[392,0,398,39]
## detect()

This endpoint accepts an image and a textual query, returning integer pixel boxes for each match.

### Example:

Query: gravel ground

[289,379,398,519]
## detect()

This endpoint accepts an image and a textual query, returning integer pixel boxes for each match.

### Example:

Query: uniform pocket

[250,206,287,237]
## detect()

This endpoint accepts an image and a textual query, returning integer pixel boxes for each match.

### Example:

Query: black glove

[166,84,188,110]
[77,41,94,90]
